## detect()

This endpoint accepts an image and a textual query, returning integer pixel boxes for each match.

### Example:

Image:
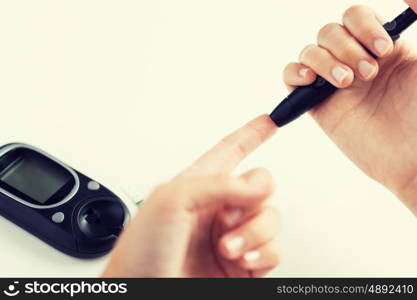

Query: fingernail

[244,250,261,263]
[358,60,376,79]
[331,66,349,83]
[225,236,244,257]
[224,208,242,227]
[298,68,309,77]
[374,38,390,56]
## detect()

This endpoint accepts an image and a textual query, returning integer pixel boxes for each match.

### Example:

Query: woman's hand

[103,115,281,277]
[283,2,417,215]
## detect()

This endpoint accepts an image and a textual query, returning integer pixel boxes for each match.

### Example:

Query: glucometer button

[52,212,65,223]
[87,181,100,191]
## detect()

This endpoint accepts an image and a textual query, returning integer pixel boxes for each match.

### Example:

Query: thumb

[405,0,417,13]
[176,168,274,211]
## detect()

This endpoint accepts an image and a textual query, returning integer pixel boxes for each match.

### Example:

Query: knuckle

[338,43,360,61]
[352,19,379,38]
[246,120,268,148]
[342,42,357,55]
[219,135,246,160]
[317,23,341,42]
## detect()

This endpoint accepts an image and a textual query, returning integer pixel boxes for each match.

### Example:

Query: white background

[0,0,417,277]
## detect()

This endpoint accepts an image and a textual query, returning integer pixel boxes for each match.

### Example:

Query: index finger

[405,0,417,13]
[180,115,277,177]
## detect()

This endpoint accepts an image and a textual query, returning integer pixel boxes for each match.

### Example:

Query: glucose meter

[0,143,130,258]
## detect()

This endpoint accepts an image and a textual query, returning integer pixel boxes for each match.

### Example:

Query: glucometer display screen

[0,149,72,205]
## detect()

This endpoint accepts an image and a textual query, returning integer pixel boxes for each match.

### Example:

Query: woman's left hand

[102,115,281,277]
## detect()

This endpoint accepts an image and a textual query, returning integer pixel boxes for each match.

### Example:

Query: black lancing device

[270,7,417,127]
[0,143,130,258]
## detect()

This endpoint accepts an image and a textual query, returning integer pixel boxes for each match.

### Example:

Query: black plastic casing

[0,143,130,259]
[270,8,417,127]
[270,77,336,126]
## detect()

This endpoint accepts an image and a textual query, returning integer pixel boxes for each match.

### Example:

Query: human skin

[103,1,417,278]
[283,1,417,215]
[407,0,417,12]
[103,115,281,277]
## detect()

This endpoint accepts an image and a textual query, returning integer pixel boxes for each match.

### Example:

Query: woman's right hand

[282,2,417,215]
